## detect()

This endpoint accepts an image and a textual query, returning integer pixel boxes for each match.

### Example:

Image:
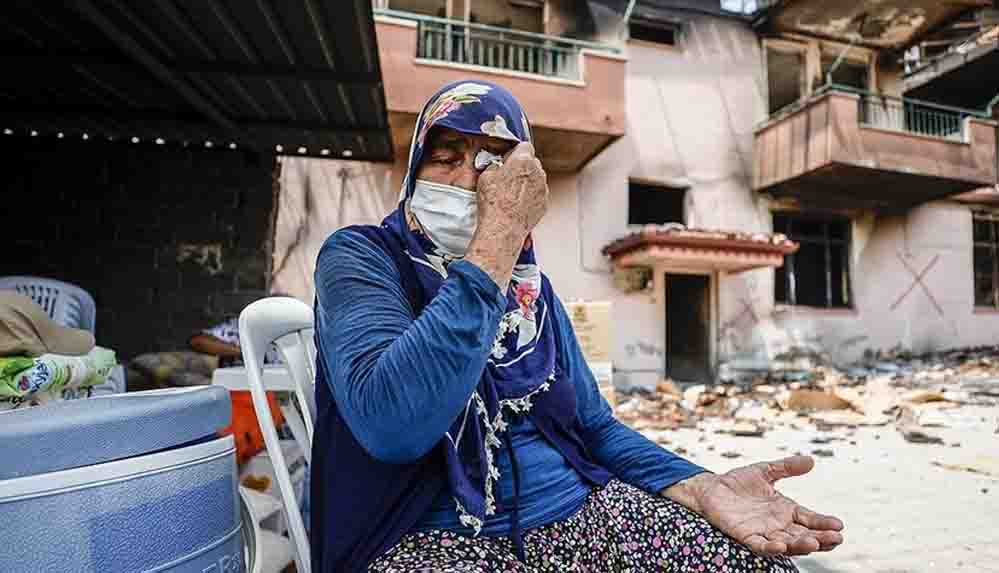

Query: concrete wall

[532,12,772,388]
[1,137,278,360]
[271,157,399,304]
[534,11,999,386]
[368,9,999,388]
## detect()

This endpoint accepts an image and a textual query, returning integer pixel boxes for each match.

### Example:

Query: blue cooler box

[0,386,243,572]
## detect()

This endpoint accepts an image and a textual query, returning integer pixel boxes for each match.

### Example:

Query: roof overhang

[602,227,799,274]
[1,1,391,161]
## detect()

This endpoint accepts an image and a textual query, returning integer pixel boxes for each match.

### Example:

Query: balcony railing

[374,8,618,81]
[768,83,992,143]
[754,83,997,208]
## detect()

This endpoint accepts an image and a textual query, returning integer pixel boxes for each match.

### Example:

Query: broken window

[628,182,685,226]
[388,0,448,18]
[821,56,868,90]
[471,0,543,32]
[973,214,999,308]
[774,213,852,308]
[629,18,679,47]
[766,46,804,114]
[720,0,762,15]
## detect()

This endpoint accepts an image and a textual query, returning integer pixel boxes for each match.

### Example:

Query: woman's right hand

[475,141,549,247]
[465,142,549,289]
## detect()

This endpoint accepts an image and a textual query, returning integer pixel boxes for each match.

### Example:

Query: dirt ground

[639,406,999,573]
[613,347,999,573]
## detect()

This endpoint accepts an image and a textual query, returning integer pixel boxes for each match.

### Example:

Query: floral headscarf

[382,80,558,534]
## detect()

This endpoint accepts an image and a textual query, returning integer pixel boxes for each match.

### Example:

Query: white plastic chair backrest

[274,329,317,439]
[239,296,315,573]
[0,275,96,332]
[238,487,262,573]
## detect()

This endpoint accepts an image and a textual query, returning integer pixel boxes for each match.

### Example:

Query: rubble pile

[613,346,999,452]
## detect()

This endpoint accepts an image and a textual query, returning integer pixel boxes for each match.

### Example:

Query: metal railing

[857,93,968,141]
[763,83,991,142]
[851,87,987,142]
[375,9,620,81]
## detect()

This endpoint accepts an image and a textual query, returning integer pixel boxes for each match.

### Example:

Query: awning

[1,1,391,161]
[602,226,799,273]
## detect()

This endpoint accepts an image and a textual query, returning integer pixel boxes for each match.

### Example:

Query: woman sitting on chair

[310,80,844,572]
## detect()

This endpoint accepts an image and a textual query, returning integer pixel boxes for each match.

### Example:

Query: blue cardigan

[310,226,705,571]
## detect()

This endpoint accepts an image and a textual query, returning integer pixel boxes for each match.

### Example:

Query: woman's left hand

[664,455,844,557]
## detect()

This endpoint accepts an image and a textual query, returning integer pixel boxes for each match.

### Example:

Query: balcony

[753,86,998,210]
[374,9,626,172]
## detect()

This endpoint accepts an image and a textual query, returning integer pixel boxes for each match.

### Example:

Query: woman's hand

[465,142,549,289]
[664,455,844,557]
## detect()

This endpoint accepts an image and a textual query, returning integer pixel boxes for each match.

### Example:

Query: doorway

[665,273,711,383]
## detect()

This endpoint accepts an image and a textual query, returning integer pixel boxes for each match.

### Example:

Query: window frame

[627,17,681,49]
[627,181,687,227]
[774,213,853,309]
[973,213,999,309]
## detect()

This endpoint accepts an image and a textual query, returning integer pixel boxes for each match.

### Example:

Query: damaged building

[278,0,999,387]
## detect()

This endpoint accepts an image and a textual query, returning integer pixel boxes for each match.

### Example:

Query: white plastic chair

[239,486,295,573]
[0,276,96,332]
[0,275,125,395]
[239,296,316,573]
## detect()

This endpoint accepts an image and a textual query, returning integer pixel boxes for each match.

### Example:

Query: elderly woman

[310,81,843,572]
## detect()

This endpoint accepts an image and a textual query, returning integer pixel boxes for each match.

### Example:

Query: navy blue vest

[310,225,612,572]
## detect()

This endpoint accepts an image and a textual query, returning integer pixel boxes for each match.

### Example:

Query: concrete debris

[656,379,682,399]
[780,389,853,412]
[614,345,999,450]
[930,456,999,478]
[682,384,708,411]
[901,389,948,404]
[726,421,766,437]
[897,405,945,444]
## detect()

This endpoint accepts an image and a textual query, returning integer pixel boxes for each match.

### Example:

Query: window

[628,18,679,47]
[820,56,869,90]
[720,0,760,14]
[766,47,804,114]
[774,214,852,308]
[973,214,999,308]
[628,182,685,226]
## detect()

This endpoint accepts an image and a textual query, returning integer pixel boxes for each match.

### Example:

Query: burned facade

[269,0,999,387]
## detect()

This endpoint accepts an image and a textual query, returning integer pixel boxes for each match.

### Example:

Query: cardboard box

[565,301,614,405]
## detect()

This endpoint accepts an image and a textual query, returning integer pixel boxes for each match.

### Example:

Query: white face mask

[409,179,478,257]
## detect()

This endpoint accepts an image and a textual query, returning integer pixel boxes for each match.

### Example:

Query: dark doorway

[665,274,711,383]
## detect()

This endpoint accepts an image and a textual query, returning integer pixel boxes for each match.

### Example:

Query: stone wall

[1,136,279,360]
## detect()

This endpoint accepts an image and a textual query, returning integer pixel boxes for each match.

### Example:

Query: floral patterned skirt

[369,480,799,572]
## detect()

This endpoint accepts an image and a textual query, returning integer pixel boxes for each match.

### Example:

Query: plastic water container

[0,386,243,573]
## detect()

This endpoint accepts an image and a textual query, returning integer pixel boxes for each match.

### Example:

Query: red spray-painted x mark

[890,253,943,316]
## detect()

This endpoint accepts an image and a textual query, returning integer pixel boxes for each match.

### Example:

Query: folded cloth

[0,346,117,401]
[0,292,94,357]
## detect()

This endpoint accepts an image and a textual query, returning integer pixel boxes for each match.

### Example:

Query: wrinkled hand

[465,142,548,289]
[474,141,549,248]
[675,455,844,557]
